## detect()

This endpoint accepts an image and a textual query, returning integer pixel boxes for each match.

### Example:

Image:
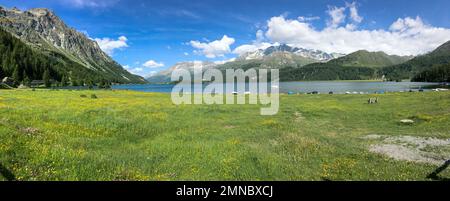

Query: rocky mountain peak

[237,44,345,62]
[27,8,53,17]
[0,6,146,83]
[11,7,22,13]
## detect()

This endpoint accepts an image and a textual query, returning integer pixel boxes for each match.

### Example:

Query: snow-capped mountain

[237,44,345,62]
[147,44,346,83]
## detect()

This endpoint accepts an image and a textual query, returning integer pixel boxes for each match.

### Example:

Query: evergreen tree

[0,65,4,79]
[23,75,31,87]
[71,79,79,87]
[12,64,20,86]
[61,75,68,87]
[43,69,51,88]
[86,80,94,89]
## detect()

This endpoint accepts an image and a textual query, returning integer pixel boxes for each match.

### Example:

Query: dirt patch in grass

[20,127,40,136]
[365,135,450,165]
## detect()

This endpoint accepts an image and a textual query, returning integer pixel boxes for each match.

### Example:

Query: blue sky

[1,0,450,77]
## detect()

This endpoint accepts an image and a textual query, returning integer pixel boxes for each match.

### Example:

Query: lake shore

[112,81,443,94]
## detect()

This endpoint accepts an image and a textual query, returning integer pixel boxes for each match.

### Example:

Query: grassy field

[0,89,449,181]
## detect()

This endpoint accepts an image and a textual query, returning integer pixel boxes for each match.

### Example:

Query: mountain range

[147,44,346,82]
[279,50,413,81]
[1,6,448,85]
[381,41,450,82]
[147,43,438,82]
[146,61,217,83]
[236,44,344,62]
[0,6,146,85]
[148,40,450,83]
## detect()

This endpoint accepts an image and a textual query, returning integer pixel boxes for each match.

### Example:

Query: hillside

[411,63,450,82]
[328,50,412,68]
[280,50,411,81]
[380,41,450,81]
[0,6,146,84]
[0,28,115,86]
[280,64,377,81]
[217,51,318,71]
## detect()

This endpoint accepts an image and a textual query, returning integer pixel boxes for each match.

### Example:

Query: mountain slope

[0,6,146,83]
[280,50,412,81]
[327,50,412,68]
[380,40,450,80]
[218,52,318,71]
[0,27,108,85]
[237,44,344,62]
[411,63,450,82]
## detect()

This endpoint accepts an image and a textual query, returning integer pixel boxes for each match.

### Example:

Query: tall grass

[0,89,449,181]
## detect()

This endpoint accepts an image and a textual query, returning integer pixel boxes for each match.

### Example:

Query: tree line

[0,28,118,88]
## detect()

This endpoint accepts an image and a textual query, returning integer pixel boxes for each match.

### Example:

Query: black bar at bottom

[0,181,447,200]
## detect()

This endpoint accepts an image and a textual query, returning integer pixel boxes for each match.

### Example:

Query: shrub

[91,94,98,99]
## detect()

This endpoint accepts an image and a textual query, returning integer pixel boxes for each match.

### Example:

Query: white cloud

[190,35,235,58]
[184,52,189,56]
[95,36,128,55]
[125,60,165,76]
[143,60,164,68]
[327,6,346,28]
[260,14,450,56]
[233,30,273,55]
[255,30,265,43]
[232,43,273,56]
[297,16,321,22]
[131,67,143,72]
[214,58,236,65]
[347,2,363,23]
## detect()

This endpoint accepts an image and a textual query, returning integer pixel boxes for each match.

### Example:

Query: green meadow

[0,89,449,181]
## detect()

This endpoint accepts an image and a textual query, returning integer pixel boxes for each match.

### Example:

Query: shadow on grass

[427,160,450,181]
[0,163,16,181]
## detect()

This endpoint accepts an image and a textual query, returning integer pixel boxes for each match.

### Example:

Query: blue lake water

[112,81,443,94]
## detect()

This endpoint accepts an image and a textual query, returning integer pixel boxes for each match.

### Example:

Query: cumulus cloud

[233,30,273,55]
[297,16,321,22]
[214,58,236,65]
[125,60,165,76]
[190,35,235,58]
[347,2,363,23]
[95,36,128,55]
[263,14,450,56]
[143,60,165,68]
[231,2,450,56]
[327,6,346,28]
[127,66,148,77]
